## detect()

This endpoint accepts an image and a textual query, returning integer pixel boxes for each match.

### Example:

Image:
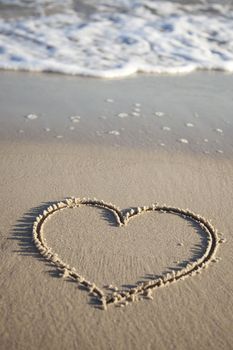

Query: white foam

[0,1,233,78]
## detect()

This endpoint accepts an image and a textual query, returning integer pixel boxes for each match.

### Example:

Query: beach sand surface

[0,72,233,350]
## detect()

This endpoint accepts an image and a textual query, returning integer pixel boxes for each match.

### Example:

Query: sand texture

[0,72,233,350]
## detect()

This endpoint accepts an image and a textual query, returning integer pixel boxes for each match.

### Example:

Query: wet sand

[0,71,233,350]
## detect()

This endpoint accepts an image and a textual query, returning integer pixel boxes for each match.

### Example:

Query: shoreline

[0,70,232,157]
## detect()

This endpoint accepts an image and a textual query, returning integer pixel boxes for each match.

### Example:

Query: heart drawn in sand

[32,198,224,310]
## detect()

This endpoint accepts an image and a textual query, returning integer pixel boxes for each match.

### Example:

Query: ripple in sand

[25,114,38,120]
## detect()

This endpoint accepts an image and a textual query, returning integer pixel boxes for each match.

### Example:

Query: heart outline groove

[32,198,224,310]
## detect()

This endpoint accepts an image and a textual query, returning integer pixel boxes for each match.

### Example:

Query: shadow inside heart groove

[25,198,221,309]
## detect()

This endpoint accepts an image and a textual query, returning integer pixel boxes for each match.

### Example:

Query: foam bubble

[108,130,120,136]
[178,138,189,144]
[117,113,128,118]
[25,114,38,120]
[155,112,165,117]
[70,116,81,123]
[215,128,223,134]
[162,126,171,131]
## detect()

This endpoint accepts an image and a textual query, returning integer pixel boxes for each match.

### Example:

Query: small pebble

[204,138,208,143]
[106,98,114,103]
[44,128,50,132]
[18,129,24,133]
[69,126,75,131]
[162,126,171,131]
[216,149,223,154]
[56,135,63,139]
[185,122,194,127]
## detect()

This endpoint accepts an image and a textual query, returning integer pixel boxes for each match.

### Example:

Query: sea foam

[0,0,233,78]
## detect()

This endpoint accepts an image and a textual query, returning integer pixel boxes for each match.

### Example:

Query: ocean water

[0,0,233,78]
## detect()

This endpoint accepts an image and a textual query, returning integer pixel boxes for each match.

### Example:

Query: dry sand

[0,71,233,350]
